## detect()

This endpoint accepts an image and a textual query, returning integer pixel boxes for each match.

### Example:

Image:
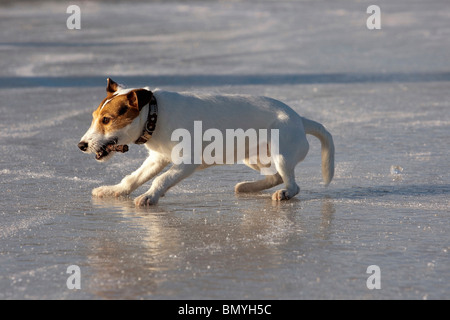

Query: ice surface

[0,0,449,299]
[390,165,403,175]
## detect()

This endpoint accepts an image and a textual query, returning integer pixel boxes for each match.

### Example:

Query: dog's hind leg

[234,144,284,193]
[271,123,309,201]
[235,159,282,193]
[235,172,283,193]
[271,157,300,201]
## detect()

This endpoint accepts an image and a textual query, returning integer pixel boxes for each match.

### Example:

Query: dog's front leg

[134,163,199,206]
[92,154,169,198]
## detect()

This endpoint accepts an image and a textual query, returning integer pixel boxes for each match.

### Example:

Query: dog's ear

[127,89,152,111]
[106,78,119,97]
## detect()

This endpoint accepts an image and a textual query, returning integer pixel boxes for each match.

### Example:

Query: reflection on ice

[87,194,336,299]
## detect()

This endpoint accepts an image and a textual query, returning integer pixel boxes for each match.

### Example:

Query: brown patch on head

[126,89,152,111]
[92,88,152,135]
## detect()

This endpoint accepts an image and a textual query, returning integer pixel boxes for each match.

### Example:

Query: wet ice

[0,0,449,299]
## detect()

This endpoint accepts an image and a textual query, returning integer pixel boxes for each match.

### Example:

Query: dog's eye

[102,117,110,125]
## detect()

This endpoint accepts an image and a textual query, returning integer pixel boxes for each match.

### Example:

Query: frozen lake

[0,0,449,299]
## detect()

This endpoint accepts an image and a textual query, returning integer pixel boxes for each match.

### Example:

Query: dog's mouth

[95,139,129,161]
[95,148,111,161]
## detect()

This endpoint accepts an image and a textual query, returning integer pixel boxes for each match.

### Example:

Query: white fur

[82,88,335,206]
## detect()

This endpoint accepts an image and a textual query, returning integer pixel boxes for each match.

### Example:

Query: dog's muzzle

[78,138,128,161]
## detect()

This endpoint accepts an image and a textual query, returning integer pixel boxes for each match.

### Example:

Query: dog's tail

[302,117,335,186]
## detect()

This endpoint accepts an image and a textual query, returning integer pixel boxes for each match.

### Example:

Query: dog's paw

[272,186,300,201]
[235,181,253,193]
[272,189,296,201]
[134,193,159,207]
[92,185,129,198]
[272,189,289,201]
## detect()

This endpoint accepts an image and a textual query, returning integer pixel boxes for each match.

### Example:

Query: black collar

[134,95,158,145]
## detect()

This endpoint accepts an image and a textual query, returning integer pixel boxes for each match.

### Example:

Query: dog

[78,78,334,206]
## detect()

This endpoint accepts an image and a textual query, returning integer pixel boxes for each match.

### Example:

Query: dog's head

[78,78,152,162]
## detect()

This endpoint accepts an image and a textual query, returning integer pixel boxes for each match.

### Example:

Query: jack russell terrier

[78,78,334,206]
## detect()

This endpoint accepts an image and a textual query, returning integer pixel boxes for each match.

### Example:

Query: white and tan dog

[78,78,334,206]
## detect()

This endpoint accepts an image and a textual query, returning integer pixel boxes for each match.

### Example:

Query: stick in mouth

[95,143,129,160]
[106,144,129,153]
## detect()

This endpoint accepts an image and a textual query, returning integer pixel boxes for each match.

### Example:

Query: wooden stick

[106,144,129,153]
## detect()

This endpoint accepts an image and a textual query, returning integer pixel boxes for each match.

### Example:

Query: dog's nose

[78,141,88,152]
